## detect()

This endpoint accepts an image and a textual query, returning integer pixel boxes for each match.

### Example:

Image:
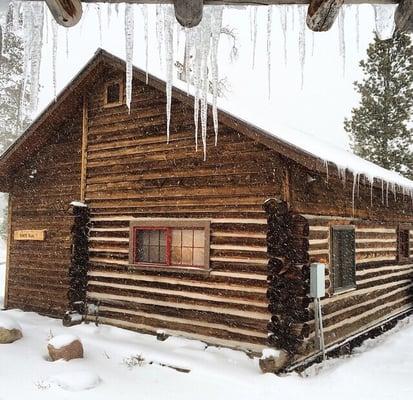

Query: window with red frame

[131,226,207,268]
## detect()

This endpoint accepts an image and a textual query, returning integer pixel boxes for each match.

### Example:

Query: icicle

[355,6,360,51]
[96,3,102,45]
[249,6,253,42]
[141,5,149,84]
[252,7,258,68]
[199,11,213,159]
[298,6,306,89]
[12,1,20,31]
[184,28,192,96]
[370,180,374,207]
[338,7,345,77]
[357,173,360,198]
[65,28,69,59]
[124,3,134,113]
[266,7,272,99]
[44,3,49,44]
[324,160,329,183]
[386,181,389,207]
[311,31,315,57]
[51,19,57,100]
[352,173,357,217]
[280,6,287,65]
[211,7,223,145]
[373,5,395,40]
[163,5,174,143]
[107,3,112,29]
[18,2,45,116]
[156,5,164,69]
[381,180,385,204]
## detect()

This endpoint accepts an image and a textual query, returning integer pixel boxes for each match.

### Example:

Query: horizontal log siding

[303,214,413,355]
[6,117,82,317]
[84,70,281,352]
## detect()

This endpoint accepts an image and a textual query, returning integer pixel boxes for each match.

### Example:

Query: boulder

[259,349,290,374]
[47,334,84,361]
[0,314,23,344]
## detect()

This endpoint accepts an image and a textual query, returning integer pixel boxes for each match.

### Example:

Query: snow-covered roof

[222,110,413,192]
[1,48,412,197]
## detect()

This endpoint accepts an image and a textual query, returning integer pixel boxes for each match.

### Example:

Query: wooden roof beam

[43,0,411,33]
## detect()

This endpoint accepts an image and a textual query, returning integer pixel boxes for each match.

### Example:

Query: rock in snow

[48,334,84,361]
[0,313,22,344]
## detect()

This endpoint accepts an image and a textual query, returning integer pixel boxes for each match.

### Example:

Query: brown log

[395,0,413,33]
[306,0,344,32]
[173,0,203,28]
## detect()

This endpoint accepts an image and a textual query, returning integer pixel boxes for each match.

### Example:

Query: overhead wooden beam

[81,0,396,4]
[45,0,83,27]
[395,0,413,32]
[174,0,203,27]
[306,0,343,31]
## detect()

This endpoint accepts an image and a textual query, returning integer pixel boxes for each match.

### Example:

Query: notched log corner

[306,0,344,32]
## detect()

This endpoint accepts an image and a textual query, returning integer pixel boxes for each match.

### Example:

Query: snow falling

[1,2,413,200]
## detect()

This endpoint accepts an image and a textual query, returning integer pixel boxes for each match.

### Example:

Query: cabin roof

[1,48,412,193]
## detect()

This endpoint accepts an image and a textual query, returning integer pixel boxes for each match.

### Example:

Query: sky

[35,3,396,150]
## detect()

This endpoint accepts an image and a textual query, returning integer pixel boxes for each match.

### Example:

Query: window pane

[172,229,182,246]
[332,227,355,291]
[171,246,182,264]
[159,246,166,263]
[193,248,204,266]
[150,230,160,246]
[182,230,193,247]
[193,230,205,248]
[182,247,192,265]
[137,231,149,246]
[149,245,160,263]
[137,245,149,262]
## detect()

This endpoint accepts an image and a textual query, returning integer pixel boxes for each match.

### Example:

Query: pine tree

[344,32,413,179]
[0,17,30,154]
[0,11,30,240]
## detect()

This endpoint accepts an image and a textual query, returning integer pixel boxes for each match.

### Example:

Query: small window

[130,220,210,270]
[331,226,356,293]
[104,80,123,107]
[398,225,411,261]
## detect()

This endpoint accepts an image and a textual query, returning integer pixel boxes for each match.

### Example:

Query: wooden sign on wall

[14,230,47,241]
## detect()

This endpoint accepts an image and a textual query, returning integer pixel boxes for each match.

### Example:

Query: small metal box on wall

[310,263,325,299]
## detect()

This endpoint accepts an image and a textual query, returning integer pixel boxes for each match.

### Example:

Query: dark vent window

[398,228,410,261]
[105,81,122,106]
[331,226,356,293]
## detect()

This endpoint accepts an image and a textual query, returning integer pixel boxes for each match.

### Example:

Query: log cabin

[0,49,412,372]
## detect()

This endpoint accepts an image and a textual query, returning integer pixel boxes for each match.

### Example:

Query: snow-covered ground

[0,242,6,309]
[0,297,413,398]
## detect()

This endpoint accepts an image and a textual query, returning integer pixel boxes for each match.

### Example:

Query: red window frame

[131,227,172,266]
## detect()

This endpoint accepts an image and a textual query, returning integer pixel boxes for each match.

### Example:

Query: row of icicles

[2,1,397,158]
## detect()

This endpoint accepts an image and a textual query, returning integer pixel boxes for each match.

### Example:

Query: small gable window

[331,226,356,293]
[129,220,210,270]
[104,80,123,107]
[398,225,411,261]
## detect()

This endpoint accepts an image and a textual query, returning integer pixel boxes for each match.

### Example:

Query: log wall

[5,115,82,316]
[286,163,413,362]
[83,68,283,352]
